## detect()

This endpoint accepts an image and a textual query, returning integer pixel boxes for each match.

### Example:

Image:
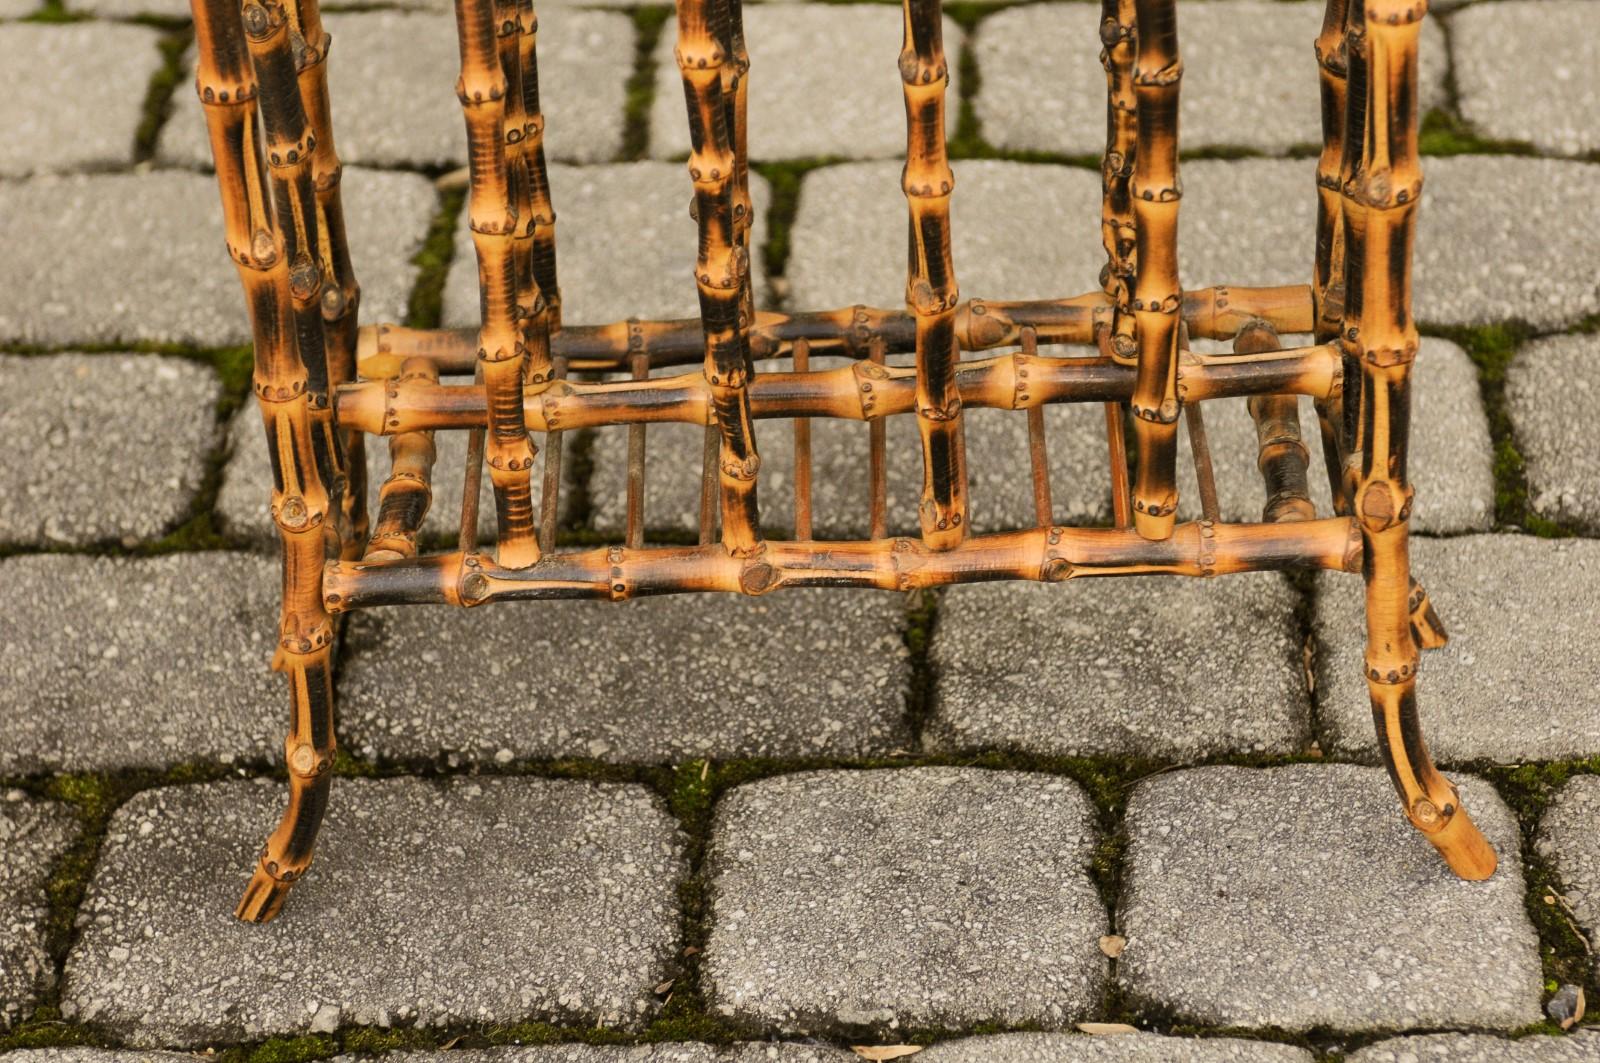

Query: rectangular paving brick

[1507,333,1600,532]
[1175,337,1493,533]
[1315,535,1600,763]
[1119,764,1540,1032]
[1178,157,1600,331]
[443,162,770,329]
[0,169,434,348]
[0,553,282,775]
[60,776,685,1045]
[918,1033,1314,1063]
[927,574,1311,759]
[976,3,1444,157]
[1535,776,1600,980]
[0,354,220,548]
[1452,1,1600,156]
[1350,1032,1600,1063]
[159,10,630,169]
[0,23,162,176]
[649,6,959,162]
[0,794,78,1031]
[703,768,1107,1034]
[336,587,911,764]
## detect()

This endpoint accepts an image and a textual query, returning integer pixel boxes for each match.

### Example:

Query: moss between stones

[133,26,193,163]
[404,185,468,332]
[619,6,672,163]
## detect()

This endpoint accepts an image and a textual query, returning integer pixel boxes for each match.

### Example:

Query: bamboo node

[288,254,321,301]
[1365,340,1418,367]
[251,230,279,268]
[460,571,491,604]
[1365,652,1419,684]
[740,560,777,595]
[898,51,948,86]
[1134,60,1183,87]
[1042,557,1072,582]
[241,1,275,39]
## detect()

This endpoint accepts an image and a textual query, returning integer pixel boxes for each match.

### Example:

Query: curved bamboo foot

[1408,577,1448,650]
[235,764,332,923]
[1411,795,1498,881]
[237,863,298,923]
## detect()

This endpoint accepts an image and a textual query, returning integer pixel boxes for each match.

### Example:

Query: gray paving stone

[0,795,77,1031]
[0,0,41,16]
[917,1033,1314,1063]
[59,776,685,1045]
[0,354,221,548]
[1175,337,1492,532]
[976,3,1444,157]
[0,168,434,348]
[586,364,1113,541]
[68,0,186,18]
[1536,776,1600,976]
[443,162,771,329]
[0,553,282,775]
[1119,763,1539,1032]
[0,1052,199,1063]
[159,10,630,169]
[0,23,162,176]
[335,1044,852,1063]
[337,587,911,764]
[1508,332,1600,532]
[703,767,1107,1034]
[214,402,571,548]
[1176,156,1600,331]
[927,574,1310,759]
[649,6,960,162]
[1453,1,1600,156]
[1349,1032,1600,1063]
[1315,535,1600,763]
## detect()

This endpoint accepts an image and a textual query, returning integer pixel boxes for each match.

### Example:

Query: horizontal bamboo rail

[354,285,1313,378]
[321,516,1364,610]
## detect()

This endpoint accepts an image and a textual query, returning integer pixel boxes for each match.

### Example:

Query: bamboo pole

[513,0,560,334]
[1128,0,1183,540]
[1098,0,1139,365]
[901,0,967,550]
[455,0,541,568]
[364,358,440,560]
[1344,0,1495,880]
[1313,0,1352,514]
[676,0,762,554]
[1238,322,1315,522]
[192,0,339,924]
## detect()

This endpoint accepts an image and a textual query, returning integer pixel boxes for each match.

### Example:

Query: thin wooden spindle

[868,336,889,540]
[1313,0,1352,514]
[455,0,540,568]
[538,354,568,551]
[1021,327,1053,527]
[793,337,814,539]
[514,0,561,333]
[625,352,649,549]
[698,425,719,545]
[901,0,967,550]
[1106,402,1132,528]
[1128,0,1183,540]
[1184,402,1220,524]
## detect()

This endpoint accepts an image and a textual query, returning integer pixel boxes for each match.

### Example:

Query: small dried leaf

[440,1036,464,1050]
[851,1046,924,1061]
[682,945,701,957]
[1075,1023,1138,1036]
[653,980,674,995]
[1099,934,1126,958]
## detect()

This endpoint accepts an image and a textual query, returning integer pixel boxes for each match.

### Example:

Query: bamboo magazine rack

[190,0,1498,922]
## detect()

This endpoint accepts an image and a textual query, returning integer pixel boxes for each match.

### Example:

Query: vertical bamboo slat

[676,0,762,555]
[514,0,561,334]
[456,0,541,568]
[365,358,440,560]
[539,354,568,551]
[901,0,967,550]
[1128,0,1182,541]
[1313,0,1352,514]
[1098,0,1138,365]
[792,337,814,539]
[1238,322,1315,522]
[1344,0,1495,879]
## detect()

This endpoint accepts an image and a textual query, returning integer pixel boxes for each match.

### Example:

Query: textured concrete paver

[919,1034,1314,1063]
[0,168,434,348]
[1508,333,1600,531]
[60,776,685,1045]
[1536,776,1600,974]
[1349,1032,1600,1063]
[976,3,1443,157]
[1177,156,1600,331]
[787,160,1104,310]
[649,6,959,161]
[0,1052,198,1063]
[214,403,567,547]
[0,0,41,15]
[0,795,77,1031]
[0,354,220,548]
[0,553,281,775]
[443,162,770,328]
[927,575,1310,759]
[160,11,630,169]
[586,371,1113,540]
[0,23,162,176]
[1175,337,1492,532]
[1453,1,1600,156]
[337,588,911,764]
[703,768,1106,1033]
[1315,536,1600,763]
[334,1046,851,1063]
[1119,764,1540,1032]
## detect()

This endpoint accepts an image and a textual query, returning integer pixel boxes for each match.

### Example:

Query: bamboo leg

[902,0,967,550]
[538,354,568,552]
[1345,0,1493,880]
[1098,0,1138,531]
[676,0,762,555]
[1128,0,1182,541]
[1313,0,1352,515]
[365,358,439,561]
[1238,321,1315,523]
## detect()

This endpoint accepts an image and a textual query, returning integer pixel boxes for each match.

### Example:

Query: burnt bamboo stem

[513,0,560,334]
[1314,0,1352,515]
[868,337,889,540]
[625,351,649,549]
[538,354,567,552]
[1184,402,1220,524]
[1129,0,1182,541]
[1106,400,1132,528]
[1022,328,1052,527]
[1099,0,1139,365]
[1344,0,1494,880]
[460,363,487,552]
[365,358,440,560]
[1238,322,1315,522]
[456,0,541,568]
[902,0,967,550]
[793,337,814,540]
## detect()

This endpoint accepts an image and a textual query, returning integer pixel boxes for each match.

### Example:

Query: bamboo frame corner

[188,0,1495,922]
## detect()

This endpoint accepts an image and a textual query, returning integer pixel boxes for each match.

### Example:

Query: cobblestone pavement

[1,0,1598,1061]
